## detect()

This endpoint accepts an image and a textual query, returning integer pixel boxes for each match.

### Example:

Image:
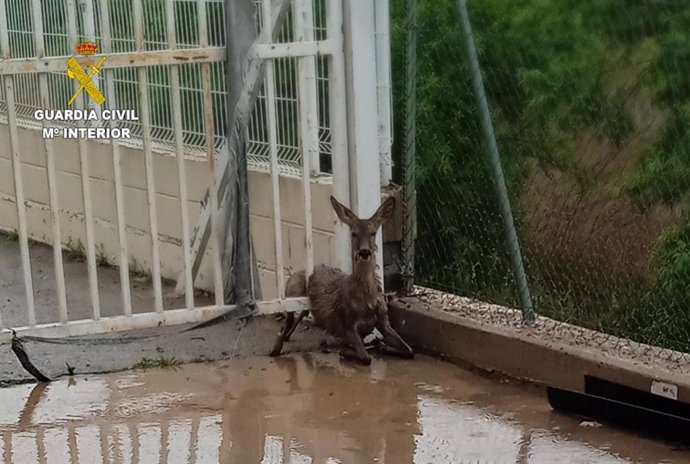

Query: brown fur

[270,196,414,365]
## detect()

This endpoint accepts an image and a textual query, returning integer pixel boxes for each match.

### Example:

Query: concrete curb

[388,298,690,405]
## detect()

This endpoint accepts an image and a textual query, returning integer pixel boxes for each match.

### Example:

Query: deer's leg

[269,312,295,357]
[283,310,309,341]
[376,314,414,359]
[340,331,372,365]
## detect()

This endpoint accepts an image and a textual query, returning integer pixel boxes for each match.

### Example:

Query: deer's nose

[358,249,372,260]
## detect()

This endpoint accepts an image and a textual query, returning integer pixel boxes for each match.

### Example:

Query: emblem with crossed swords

[66,56,107,106]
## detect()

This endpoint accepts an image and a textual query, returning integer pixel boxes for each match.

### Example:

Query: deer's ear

[370,196,396,227]
[330,196,358,226]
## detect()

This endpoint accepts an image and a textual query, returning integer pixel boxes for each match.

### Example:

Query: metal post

[401,0,417,295]
[262,0,286,298]
[134,0,164,313]
[166,0,195,310]
[327,0,352,274]
[457,0,535,323]
[72,0,101,319]
[99,0,133,316]
[32,0,69,322]
[375,0,393,186]
[198,0,225,307]
[342,0,384,283]
[225,0,259,307]
[0,0,35,326]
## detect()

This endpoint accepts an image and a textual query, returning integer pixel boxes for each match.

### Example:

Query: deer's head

[330,195,396,264]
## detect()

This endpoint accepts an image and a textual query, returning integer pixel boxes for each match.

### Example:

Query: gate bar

[166,0,195,310]
[134,0,164,313]
[31,0,69,322]
[374,0,393,186]
[99,0,133,316]
[70,0,102,321]
[327,0,352,274]
[262,0,286,300]
[0,0,35,327]
[198,0,224,307]
[295,0,317,279]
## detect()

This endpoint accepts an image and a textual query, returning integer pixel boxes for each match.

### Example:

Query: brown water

[0,353,687,463]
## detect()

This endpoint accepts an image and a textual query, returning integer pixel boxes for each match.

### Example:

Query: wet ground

[1,353,687,463]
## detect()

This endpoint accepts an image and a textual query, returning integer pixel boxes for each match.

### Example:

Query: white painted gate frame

[0,0,389,342]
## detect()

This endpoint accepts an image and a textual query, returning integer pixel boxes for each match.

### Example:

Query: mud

[1,353,687,463]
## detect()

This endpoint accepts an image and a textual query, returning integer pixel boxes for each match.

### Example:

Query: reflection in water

[0,353,684,463]
[414,396,523,463]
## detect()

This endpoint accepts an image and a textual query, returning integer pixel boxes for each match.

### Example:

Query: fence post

[342,0,385,284]
[225,0,260,308]
[401,0,417,295]
[457,0,535,323]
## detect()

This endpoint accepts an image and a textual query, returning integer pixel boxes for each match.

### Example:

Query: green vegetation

[64,237,86,262]
[96,243,110,267]
[1,229,19,242]
[132,356,180,370]
[391,0,690,351]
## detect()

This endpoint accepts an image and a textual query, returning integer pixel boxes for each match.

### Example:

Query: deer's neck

[352,259,380,296]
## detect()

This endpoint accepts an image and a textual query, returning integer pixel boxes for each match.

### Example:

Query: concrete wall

[0,124,338,298]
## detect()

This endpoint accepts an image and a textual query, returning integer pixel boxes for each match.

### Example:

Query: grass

[1,229,19,242]
[132,356,181,370]
[130,259,153,282]
[64,237,86,262]
[96,243,109,267]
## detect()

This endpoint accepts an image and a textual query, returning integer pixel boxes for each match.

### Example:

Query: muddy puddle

[0,353,687,463]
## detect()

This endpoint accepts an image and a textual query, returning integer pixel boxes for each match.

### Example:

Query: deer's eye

[370,232,376,237]
[351,232,359,238]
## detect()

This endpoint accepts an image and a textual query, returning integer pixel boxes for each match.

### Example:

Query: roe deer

[269,195,414,365]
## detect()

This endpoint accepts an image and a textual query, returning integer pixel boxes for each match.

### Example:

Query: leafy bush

[392,0,690,351]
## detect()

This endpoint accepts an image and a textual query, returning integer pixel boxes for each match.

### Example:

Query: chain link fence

[392,0,690,355]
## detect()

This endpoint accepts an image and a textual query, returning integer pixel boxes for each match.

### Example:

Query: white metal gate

[0,0,390,341]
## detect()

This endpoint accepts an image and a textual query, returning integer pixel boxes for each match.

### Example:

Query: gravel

[408,286,690,377]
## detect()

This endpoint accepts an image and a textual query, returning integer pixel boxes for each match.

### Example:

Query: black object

[547,382,690,444]
[585,375,690,419]
[11,331,51,383]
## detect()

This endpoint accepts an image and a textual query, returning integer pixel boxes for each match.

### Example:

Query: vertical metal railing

[327,0,352,274]
[295,0,317,280]
[197,0,225,307]
[31,0,69,322]
[457,0,534,323]
[0,0,36,327]
[375,0,393,186]
[167,0,196,311]
[99,0,133,316]
[263,0,287,300]
[401,0,417,295]
[133,0,164,313]
[72,0,102,320]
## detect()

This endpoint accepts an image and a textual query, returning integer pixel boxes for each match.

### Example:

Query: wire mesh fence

[392,0,690,355]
